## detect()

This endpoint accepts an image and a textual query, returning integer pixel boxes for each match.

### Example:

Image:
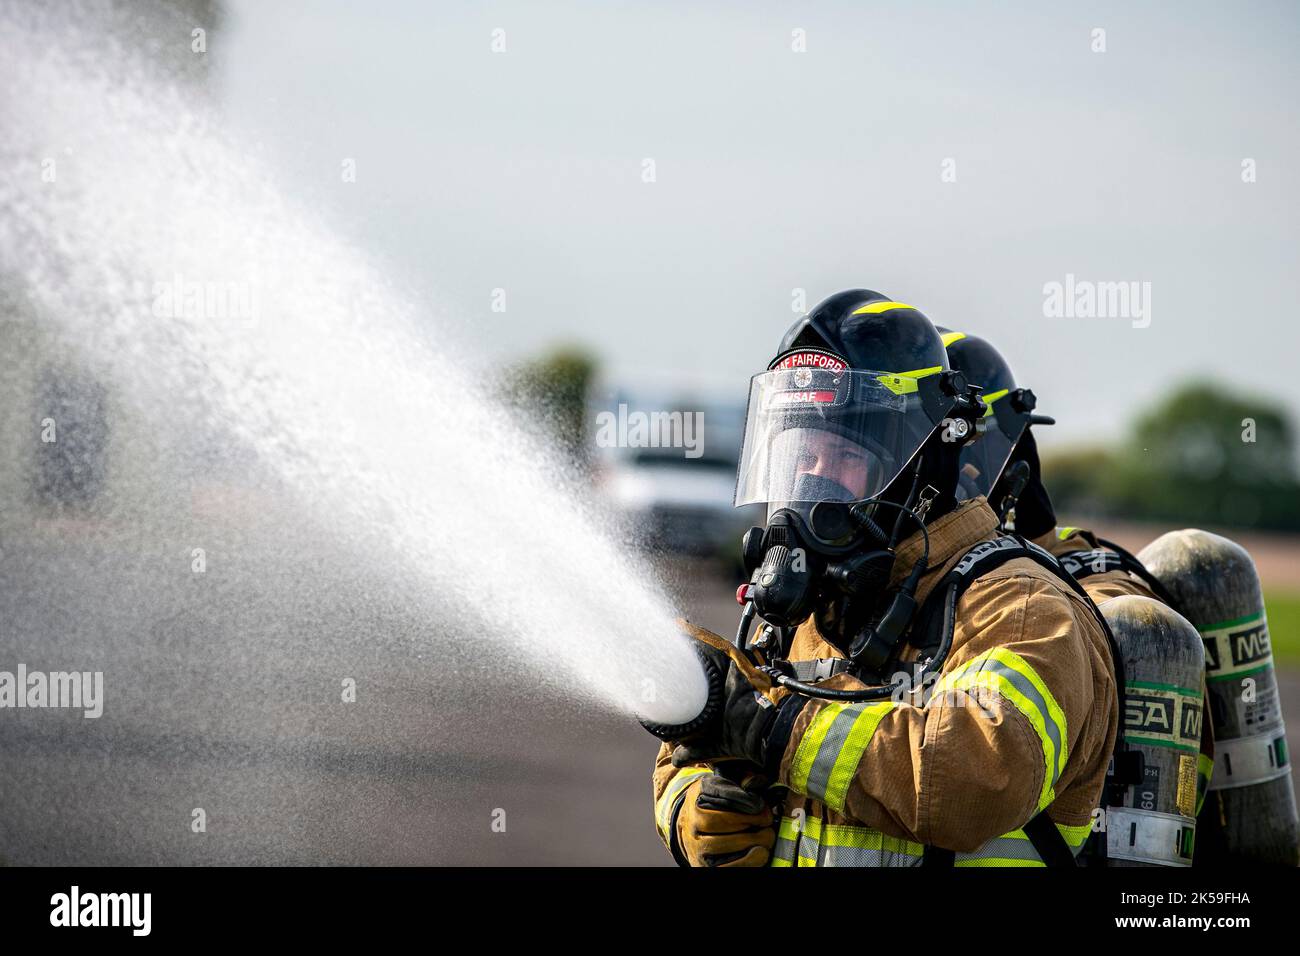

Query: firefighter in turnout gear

[938,327,1219,863]
[649,291,1119,867]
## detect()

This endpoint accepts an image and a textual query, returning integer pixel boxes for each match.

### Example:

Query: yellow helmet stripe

[940,330,966,347]
[875,365,942,395]
[980,387,1010,417]
[851,301,915,315]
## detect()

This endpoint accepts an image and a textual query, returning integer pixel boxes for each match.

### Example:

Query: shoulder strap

[1023,810,1079,867]
[1057,539,1180,612]
[913,534,1102,658]
[1095,536,1181,611]
[1057,548,1125,577]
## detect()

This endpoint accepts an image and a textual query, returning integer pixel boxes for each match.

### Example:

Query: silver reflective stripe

[781,829,822,866]
[773,814,1088,867]
[804,704,867,804]
[974,658,1064,784]
[772,836,798,864]
[819,844,923,867]
[956,835,1040,864]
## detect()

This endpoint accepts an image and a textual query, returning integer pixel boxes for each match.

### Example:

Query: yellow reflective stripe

[773,816,1086,867]
[1198,752,1214,782]
[852,300,915,315]
[789,701,895,813]
[789,704,842,794]
[957,822,1088,867]
[821,823,921,856]
[1057,821,1093,849]
[940,330,966,347]
[779,815,919,853]
[1196,752,1214,816]
[876,365,943,395]
[980,387,1009,418]
[777,815,818,842]
[822,703,894,812]
[774,814,823,867]
[773,815,925,867]
[934,648,1068,811]
[655,767,710,841]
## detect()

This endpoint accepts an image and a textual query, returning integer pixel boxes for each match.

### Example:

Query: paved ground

[0,521,747,866]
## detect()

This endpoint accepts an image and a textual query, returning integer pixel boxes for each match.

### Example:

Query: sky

[218,0,1300,449]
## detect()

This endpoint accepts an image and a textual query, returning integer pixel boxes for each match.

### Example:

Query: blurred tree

[1037,444,1115,515]
[1044,381,1300,531]
[503,347,598,466]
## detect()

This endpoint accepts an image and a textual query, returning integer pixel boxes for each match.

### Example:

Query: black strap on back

[922,813,1077,869]
[1057,538,1180,611]
[911,533,1126,869]
[1023,809,1079,867]
[1095,536,1181,611]
[911,534,1113,663]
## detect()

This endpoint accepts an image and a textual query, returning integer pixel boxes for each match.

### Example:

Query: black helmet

[736,291,978,534]
[779,289,951,376]
[937,328,1057,534]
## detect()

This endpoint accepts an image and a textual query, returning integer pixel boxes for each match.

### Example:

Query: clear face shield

[955,390,1029,502]
[734,366,938,524]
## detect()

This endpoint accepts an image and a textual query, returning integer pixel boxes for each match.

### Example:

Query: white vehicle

[590,384,763,560]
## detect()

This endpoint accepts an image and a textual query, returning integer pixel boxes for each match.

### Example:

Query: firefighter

[939,328,1296,865]
[648,291,1119,867]
[937,327,1214,821]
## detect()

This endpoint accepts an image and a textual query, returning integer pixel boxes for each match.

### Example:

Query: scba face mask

[734,357,984,685]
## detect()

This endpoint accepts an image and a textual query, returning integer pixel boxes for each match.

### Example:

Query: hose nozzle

[638,638,728,743]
